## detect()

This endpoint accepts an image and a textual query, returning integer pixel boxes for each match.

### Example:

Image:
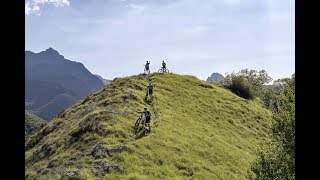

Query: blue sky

[25,0,295,81]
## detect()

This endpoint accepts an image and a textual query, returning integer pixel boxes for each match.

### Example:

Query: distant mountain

[34,93,77,121]
[206,72,224,82]
[25,111,46,135]
[25,48,105,121]
[95,74,112,85]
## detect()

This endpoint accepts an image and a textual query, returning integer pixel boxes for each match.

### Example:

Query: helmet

[144,107,147,111]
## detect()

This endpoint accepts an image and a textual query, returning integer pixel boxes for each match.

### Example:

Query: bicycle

[158,67,169,73]
[134,113,144,134]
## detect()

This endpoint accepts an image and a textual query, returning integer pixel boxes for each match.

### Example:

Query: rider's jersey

[145,111,151,118]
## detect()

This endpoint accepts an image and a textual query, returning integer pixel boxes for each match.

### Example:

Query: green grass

[25,111,46,135]
[25,73,273,179]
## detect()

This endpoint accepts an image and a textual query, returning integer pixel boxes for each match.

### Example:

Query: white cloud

[25,2,41,15]
[25,2,31,14]
[25,0,70,15]
[128,4,147,14]
[32,5,41,15]
[33,0,70,7]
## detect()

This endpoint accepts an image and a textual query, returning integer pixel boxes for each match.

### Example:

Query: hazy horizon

[25,0,294,81]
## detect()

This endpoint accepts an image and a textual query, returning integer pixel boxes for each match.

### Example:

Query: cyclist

[138,107,151,132]
[162,60,166,70]
[145,61,150,73]
[146,81,153,97]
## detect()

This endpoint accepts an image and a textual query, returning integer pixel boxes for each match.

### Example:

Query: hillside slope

[25,111,46,135]
[25,73,272,179]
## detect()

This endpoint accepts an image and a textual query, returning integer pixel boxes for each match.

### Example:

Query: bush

[224,75,255,99]
[222,69,272,99]
[251,74,295,179]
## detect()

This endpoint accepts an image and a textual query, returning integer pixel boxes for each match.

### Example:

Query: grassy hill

[25,73,273,179]
[25,111,46,135]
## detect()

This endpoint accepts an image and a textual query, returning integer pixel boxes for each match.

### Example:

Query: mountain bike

[134,114,144,134]
[158,67,169,73]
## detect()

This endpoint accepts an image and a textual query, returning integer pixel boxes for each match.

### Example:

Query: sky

[25,0,295,81]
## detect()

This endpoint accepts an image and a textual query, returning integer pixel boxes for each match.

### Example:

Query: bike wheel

[134,118,141,131]
[136,117,141,125]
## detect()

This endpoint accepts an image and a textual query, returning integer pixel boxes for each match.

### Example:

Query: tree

[251,74,295,179]
[222,69,272,99]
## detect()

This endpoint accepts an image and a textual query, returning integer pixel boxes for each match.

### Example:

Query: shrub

[223,75,255,99]
[222,69,272,99]
[251,74,295,179]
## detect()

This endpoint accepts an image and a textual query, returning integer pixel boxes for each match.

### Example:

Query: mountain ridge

[95,74,112,85]
[25,73,272,179]
[25,48,105,121]
[206,72,224,82]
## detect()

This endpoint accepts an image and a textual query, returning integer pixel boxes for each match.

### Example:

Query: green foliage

[251,74,295,179]
[222,69,272,99]
[25,73,273,179]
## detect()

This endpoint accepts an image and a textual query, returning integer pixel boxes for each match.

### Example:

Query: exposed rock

[109,145,127,156]
[206,72,224,82]
[61,169,80,180]
[65,160,75,166]
[41,144,53,155]
[91,144,128,159]
[25,125,35,133]
[91,161,110,176]
[36,168,49,175]
[67,136,80,145]
[92,144,110,158]
[82,106,96,115]
[87,106,96,112]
